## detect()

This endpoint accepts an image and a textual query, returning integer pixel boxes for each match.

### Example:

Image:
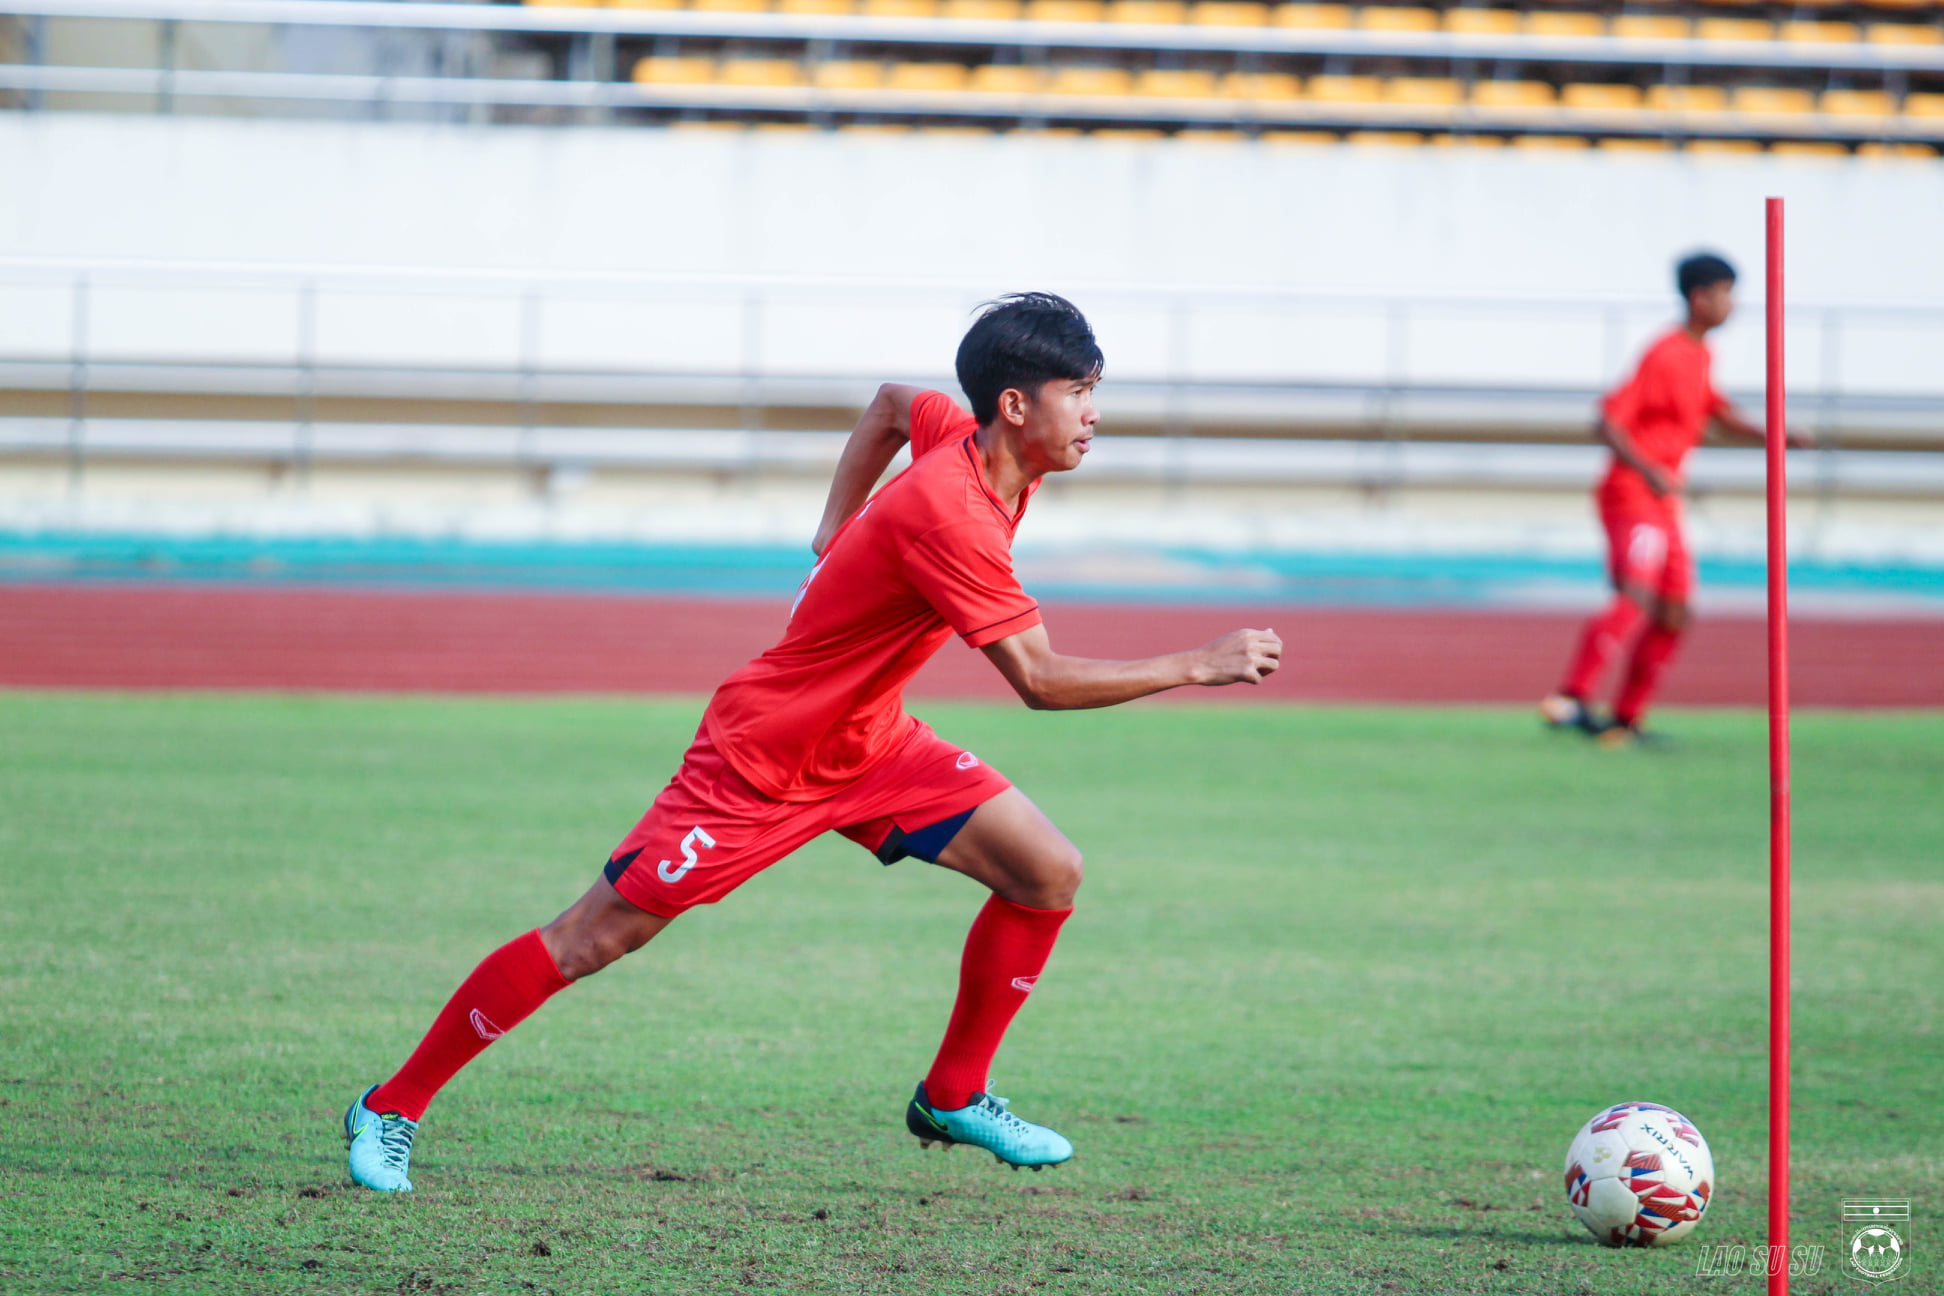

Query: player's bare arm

[1711,404,1816,449]
[981,622,1282,711]
[812,382,926,555]
[1595,417,1674,497]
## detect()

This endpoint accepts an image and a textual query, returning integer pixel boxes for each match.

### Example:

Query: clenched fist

[1193,628,1283,686]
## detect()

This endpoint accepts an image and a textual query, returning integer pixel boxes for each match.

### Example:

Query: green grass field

[1,694,1938,1296]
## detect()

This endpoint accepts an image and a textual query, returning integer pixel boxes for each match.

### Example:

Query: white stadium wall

[3,113,1944,399]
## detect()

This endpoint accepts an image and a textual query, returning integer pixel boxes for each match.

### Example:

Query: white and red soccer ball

[1563,1101,1715,1246]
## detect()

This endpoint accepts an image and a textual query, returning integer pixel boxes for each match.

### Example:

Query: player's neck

[1682,316,1713,344]
[972,426,1041,515]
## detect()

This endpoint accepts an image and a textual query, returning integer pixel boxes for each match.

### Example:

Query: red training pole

[1765,196,1792,1296]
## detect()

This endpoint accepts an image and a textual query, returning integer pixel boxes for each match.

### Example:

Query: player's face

[1019,377,1100,473]
[1690,281,1735,330]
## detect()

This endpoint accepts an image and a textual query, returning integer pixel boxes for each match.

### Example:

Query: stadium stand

[3,0,1942,150]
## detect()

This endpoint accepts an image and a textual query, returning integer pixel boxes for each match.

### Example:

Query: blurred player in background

[341,293,1282,1192]
[1543,252,1808,746]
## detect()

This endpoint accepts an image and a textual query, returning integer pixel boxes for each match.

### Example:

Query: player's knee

[542,917,637,982]
[1036,843,1084,908]
[1657,600,1691,632]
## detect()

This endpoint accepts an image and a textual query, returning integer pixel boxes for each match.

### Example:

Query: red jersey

[1598,328,1728,512]
[703,391,1042,801]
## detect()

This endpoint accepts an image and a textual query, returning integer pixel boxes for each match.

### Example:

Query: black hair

[955,292,1104,426]
[1677,252,1737,300]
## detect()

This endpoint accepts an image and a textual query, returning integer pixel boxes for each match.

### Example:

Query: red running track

[2,584,1940,706]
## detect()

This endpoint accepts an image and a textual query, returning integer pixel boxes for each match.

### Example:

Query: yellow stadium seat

[1224,70,1304,99]
[813,60,884,88]
[1193,2,1270,23]
[1771,141,1849,156]
[1867,23,1943,44]
[1645,84,1729,111]
[1178,128,1245,141]
[942,0,1022,12]
[842,123,914,134]
[1731,86,1816,113]
[1862,0,1935,11]
[1308,75,1383,101]
[1134,67,1223,96]
[1686,139,1763,153]
[1436,133,1508,147]
[970,64,1046,92]
[1782,21,1860,43]
[1600,138,1674,151]
[692,0,768,10]
[887,61,971,89]
[634,56,715,84]
[1561,83,1645,110]
[1048,65,1135,93]
[1445,8,1520,35]
[1821,89,1893,117]
[1025,0,1107,17]
[1108,0,1188,20]
[1385,76,1463,104]
[1514,134,1592,149]
[526,0,600,8]
[1356,6,1439,31]
[719,59,805,86]
[1261,129,1339,144]
[777,0,851,11]
[1858,141,1940,158]
[1906,93,1944,116]
[1274,3,1352,27]
[611,0,684,11]
[861,0,938,14]
[1471,79,1555,107]
[1525,12,1605,37]
[1093,126,1168,138]
[1348,130,1426,145]
[1613,15,1689,37]
[1695,18,1775,40]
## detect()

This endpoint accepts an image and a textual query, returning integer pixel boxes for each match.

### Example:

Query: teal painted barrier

[3,530,1942,609]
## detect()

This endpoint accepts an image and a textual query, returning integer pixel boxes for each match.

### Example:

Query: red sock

[1614,623,1683,728]
[367,929,570,1121]
[923,895,1071,1112]
[1561,596,1646,700]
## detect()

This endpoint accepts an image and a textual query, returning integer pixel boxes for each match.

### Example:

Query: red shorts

[1602,499,1694,603]
[603,719,1011,917]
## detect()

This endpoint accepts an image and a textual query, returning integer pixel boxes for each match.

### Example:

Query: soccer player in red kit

[343,293,1283,1191]
[1543,253,1806,744]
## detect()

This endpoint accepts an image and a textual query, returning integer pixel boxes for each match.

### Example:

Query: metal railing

[5,256,1944,487]
[6,0,1943,136]
[9,0,1944,72]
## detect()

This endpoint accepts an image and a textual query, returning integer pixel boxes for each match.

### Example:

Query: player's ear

[997,387,1030,427]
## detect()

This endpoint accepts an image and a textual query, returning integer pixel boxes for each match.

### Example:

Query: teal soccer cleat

[905,1082,1074,1170]
[344,1085,418,1192]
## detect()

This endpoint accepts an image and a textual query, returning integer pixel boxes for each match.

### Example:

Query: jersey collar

[961,435,1031,534]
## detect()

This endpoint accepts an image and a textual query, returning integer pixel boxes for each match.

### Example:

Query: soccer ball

[1562,1101,1714,1246]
